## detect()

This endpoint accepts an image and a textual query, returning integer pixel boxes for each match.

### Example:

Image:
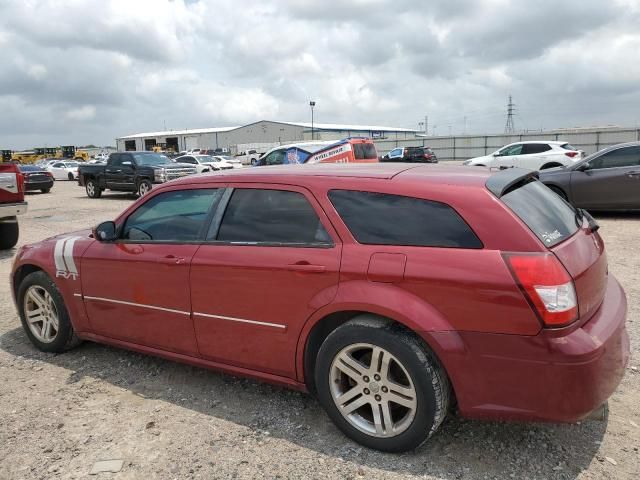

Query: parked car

[173,155,215,173]
[93,153,110,162]
[539,142,640,210]
[258,138,379,166]
[77,152,197,198]
[11,164,628,452]
[212,155,243,168]
[0,161,27,249]
[463,141,583,170]
[46,161,79,180]
[381,146,438,163]
[18,165,54,193]
[236,149,262,166]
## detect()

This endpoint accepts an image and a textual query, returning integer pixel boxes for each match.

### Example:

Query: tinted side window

[499,144,523,156]
[523,144,551,154]
[123,189,222,242]
[216,189,331,245]
[501,180,577,247]
[590,146,640,169]
[353,143,378,159]
[328,190,482,248]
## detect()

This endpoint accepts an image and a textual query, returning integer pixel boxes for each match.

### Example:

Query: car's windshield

[219,156,234,161]
[133,153,171,166]
[195,155,215,163]
[65,162,79,167]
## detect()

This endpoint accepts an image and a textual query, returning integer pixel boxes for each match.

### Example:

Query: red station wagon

[11,164,629,452]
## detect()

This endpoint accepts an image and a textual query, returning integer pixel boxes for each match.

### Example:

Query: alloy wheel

[329,343,417,438]
[23,286,59,343]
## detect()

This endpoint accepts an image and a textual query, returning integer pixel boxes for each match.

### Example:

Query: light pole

[309,101,316,140]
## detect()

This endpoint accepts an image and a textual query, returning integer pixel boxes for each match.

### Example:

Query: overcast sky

[1,0,639,149]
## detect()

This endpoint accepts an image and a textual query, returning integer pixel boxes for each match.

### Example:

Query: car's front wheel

[17,271,81,353]
[67,172,74,181]
[137,179,152,196]
[315,316,450,452]
[85,179,102,198]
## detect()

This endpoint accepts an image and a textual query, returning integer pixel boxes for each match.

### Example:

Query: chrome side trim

[73,293,82,297]
[83,296,190,316]
[193,312,286,329]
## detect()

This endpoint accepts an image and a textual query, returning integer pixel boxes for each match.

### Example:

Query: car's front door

[81,187,224,355]
[571,146,640,209]
[190,185,342,378]
[492,144,523,169]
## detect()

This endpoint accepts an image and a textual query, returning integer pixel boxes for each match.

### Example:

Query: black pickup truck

[78,152,198,198]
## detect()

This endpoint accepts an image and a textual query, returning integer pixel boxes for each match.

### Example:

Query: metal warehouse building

[116,120,417,152]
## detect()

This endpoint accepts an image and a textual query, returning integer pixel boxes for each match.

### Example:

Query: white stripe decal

[63,236,80,274]
[83,296,190,316]
[193,312,286,329]
[53,238,68,272]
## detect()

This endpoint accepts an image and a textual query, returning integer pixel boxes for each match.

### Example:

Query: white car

[174,154,234,173]
[212,155,243,168]
[46,161,80,180]
[93,152,110,162]
[463,141,584,170]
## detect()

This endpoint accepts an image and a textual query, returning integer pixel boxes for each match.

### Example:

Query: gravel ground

[0,181,638,480]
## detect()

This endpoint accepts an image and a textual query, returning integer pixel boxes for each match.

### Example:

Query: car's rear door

[81,187,225,355]
[190,184,342,378]
[571,145,640,209]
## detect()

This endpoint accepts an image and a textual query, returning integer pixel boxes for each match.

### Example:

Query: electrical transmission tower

[504,95,516,134]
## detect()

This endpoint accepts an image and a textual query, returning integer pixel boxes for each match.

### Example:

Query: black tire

[85,179,101,198]
[540,162,563,170]
[137,179,152,196]
[41,188,51,193]
[315,315,450,452]
[67,172,74,181]
[17,271,82,353]
[0,217,19,249]
[548,185,568,201]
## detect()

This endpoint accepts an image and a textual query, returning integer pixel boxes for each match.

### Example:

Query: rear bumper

[0,202,28,219]
[25,179,54,191]
[426,275,629,423]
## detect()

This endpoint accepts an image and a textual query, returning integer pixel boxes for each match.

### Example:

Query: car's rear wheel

[17,271,81,353]
[85,179,101,198]
[315,316,450,452]
[0,217,19,249]
[41,188,51,193]
[540,162,563,170]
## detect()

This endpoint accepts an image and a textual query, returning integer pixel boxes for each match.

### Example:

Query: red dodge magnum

[11,164,629,452]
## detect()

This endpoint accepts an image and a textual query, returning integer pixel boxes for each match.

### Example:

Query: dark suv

[382,146,438,163]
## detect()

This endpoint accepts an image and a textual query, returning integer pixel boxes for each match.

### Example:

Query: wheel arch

[12,263,44,300]
[540,162,563,170]
[298,301,461,405]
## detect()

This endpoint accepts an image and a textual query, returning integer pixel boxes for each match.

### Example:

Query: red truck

[0,162,27,249]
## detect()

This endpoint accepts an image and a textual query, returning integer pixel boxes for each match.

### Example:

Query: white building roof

[118,126,240,140]
[117,120,417,140]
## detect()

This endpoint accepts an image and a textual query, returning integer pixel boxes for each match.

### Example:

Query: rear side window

[561,143,577,151]
[328,190,482,248]
[501,180,578,247]
[353,143,378,159]
[522,144,551,154]
[216,189,332,245]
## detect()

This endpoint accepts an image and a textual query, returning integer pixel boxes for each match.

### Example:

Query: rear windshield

[353,143,378,159]
[501,180,579,247]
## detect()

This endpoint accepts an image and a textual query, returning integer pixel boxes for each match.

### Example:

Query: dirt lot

[0,181,638,480]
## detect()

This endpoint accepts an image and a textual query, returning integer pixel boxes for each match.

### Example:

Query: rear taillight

[503,253,578,327]
[564,151,579,158]
[16,172,25,194]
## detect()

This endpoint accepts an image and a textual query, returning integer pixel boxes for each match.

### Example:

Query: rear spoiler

[485,167,539,198]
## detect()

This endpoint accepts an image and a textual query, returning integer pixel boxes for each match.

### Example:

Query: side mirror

[575,162,590,172]
[93,221,117,242]
[492,152,499,157]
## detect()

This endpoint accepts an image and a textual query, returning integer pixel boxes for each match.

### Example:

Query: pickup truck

[78,151,198,198]
[0,162,27,249]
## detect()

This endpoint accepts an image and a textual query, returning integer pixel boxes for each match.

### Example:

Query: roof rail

[485,167,538,198]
